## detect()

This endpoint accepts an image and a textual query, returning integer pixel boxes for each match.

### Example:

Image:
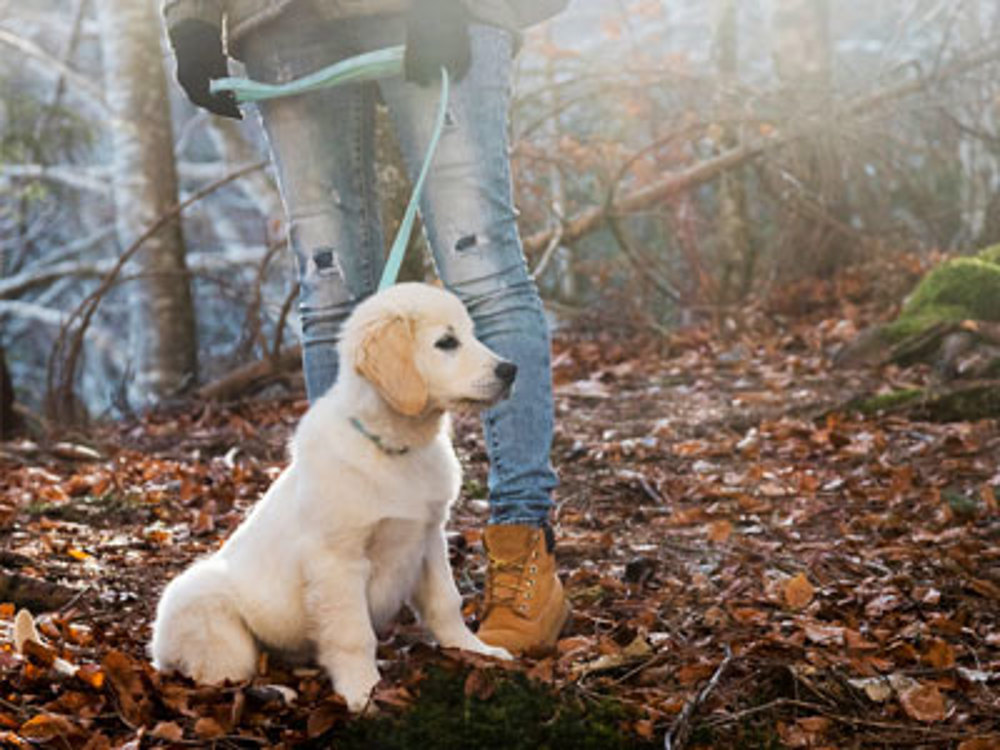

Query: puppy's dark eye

[435,334,460,351]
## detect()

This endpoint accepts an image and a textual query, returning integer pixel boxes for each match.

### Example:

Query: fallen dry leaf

[149,721,184,742]
[957,737,1000,750]
[18,713,79,743]
[707,519,733,543]
[968,578,1000,600]
[306,703,342,739]
[13,609,40,654]
[464,669,497,700]
[783,572,815,610]
[899,683,948,723]
[802,623,844,646]
[848,676,893,703]
[194,716,226,739]
[981,484,998,514]
[1,262,999,748]
[778,715,833,748]
[676,662,716,686]
[923,638,956,670]
[844,628,878,650]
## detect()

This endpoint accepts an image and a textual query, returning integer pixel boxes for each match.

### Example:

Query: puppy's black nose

[495,361,517,385]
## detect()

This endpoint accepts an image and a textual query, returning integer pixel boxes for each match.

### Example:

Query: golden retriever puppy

[151,283,515,711]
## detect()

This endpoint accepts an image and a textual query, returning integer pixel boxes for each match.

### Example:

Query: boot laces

[486,554,533,609]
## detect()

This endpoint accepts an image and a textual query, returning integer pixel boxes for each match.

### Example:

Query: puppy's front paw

[329,660,380,713]
[338,675,378,713]
[437,629,513,660]
[468,638,513,661]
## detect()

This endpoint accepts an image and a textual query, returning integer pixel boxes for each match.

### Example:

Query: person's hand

[168,19,242,119]
[404,0,472,86]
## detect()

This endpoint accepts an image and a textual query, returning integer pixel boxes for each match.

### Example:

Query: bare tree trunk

[956,1,1000,247]
[95,0,197,408]
[0,345,18,439]
[541,19,578,303]
[712,0,753,303]
[771,0,848,277]
[772,0,832,97]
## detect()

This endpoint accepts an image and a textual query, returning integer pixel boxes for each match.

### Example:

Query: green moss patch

[844,382,1000,421]
[846,388,924,415]
[330,666,656,750]
[974,243,1000,266]
[885,257,1000,342]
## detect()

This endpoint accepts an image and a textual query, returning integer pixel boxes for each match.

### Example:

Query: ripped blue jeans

[240,10,557,525]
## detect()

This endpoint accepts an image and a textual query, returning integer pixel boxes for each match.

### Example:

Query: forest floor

[0,264,999,749]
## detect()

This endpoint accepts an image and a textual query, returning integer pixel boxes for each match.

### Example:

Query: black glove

[168,19,242,119]
[404,0,472,86]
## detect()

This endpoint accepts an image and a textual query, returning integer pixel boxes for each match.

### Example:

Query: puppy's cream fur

[151,283,513,711]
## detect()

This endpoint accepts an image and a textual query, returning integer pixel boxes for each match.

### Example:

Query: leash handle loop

[210,51,451,291]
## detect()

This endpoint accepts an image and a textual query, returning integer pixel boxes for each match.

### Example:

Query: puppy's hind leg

[151,560,258,684]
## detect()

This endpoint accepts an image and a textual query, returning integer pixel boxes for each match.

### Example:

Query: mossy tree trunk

[848,380,1000,422]
[837,246,1000,421]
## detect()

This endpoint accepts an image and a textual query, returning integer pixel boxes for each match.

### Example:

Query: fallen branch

[196,346,302,402]
[0,569,78,613]
[845,379,1000,422]
[1,246,270,300]
[524,141,768,255]
[522,42,1000,255]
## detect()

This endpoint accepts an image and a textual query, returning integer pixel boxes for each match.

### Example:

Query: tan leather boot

[477,524,570,656]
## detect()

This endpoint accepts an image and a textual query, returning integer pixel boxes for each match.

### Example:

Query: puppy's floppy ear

[355,314,428,416]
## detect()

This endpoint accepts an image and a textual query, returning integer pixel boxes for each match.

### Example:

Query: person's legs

[374,19,566,653]
[242,13,384,401]
[376,21,558,527]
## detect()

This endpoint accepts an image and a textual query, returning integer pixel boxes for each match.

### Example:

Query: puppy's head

[346,283,516,417]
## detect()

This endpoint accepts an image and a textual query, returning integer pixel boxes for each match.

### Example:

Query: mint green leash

[211,48,450,291]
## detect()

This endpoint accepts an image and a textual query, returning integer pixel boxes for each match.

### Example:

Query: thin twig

[270,282,300,361]
[610,651,670,687]
[704,696,977,740]
[33,0,87,142]
[46,161,266,421]
[57,584,92,615]
[664,644,733,750]
[0,27,108,111]
[235,240,284,362]
[530,212,564,280]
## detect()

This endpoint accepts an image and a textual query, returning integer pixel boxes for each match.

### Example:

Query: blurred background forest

[3,0,1000,423]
